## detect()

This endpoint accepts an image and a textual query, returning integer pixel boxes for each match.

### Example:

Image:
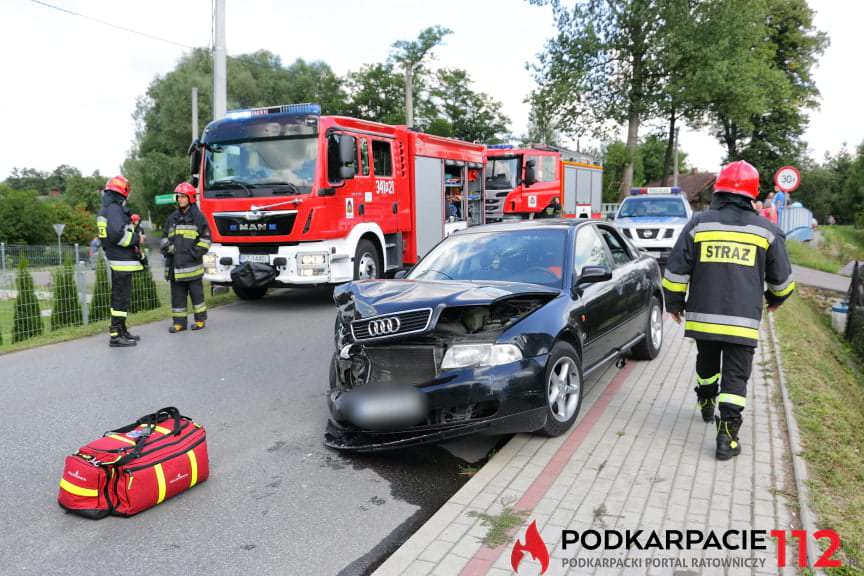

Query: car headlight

[203,252,217,274]
[441,344,523,370]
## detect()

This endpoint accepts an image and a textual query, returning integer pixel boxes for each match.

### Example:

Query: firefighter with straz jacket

[162,182,211,332]
[97,175,144,347]
[662,161,795,460]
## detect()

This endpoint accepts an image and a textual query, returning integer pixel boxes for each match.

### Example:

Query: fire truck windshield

[486,157,519,190]
[204,137,318,198]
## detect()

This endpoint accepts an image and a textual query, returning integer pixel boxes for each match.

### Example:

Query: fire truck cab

[190,104,486,299]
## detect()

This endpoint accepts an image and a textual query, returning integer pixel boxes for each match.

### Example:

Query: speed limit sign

[774,165,800,192]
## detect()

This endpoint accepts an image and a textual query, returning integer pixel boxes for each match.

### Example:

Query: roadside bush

[50,259,83,330]
[89,257,111,322]
[12,259,43,342]
[855,211,864,230]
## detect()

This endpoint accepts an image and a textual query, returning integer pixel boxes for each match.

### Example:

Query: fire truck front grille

[485,191,509,220]
[214,213,297,236]
[351,309,433,341]
[365,345,439,387]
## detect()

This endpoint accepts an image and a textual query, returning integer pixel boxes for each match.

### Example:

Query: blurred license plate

[239,254,270,264]
[350,389,426,429]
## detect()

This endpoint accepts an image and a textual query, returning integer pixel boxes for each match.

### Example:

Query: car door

[596,224,646,343]
[570,224,618,369]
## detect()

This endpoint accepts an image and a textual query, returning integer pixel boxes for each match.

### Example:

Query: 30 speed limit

[774,166,800,192]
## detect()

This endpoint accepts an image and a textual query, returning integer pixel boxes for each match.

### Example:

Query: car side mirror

[576,265,612,286]
[339,136,357,181]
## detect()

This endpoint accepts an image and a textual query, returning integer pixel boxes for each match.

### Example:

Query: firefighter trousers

[170,279,206,328]
[109,269,132,336]
[695,339,754,422]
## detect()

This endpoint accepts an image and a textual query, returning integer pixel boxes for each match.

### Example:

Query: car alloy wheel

[650,301,663,350]
[547,356,581,422]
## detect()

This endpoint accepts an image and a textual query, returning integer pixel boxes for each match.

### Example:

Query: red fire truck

[189,103,486,299]
[484,144,603,221]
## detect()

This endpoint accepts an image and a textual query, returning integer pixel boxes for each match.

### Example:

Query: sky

[0,0,862,182]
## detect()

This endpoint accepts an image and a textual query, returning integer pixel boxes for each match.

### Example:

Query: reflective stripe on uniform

[693,230,769,250]
[187,450,198,487]
[96,216,108,239]
[662,277,688,293]
[174,229,199,239]
[108,259,143,272]
[172,306,187,318]
[718,392,747,407]
[193,303,207,313]
[664,270,690,284]
[690,222,775,245]
[175,224,198,231]
[697,372,721,386]
[60,478,98,498]
[196,239,211,249]
[685,312,760,330]
[685,320,759,341]
[174,265,204,279]
[768,279,796,297]
[110,308,128,318]
[154,464,167,504]
[118,226,134,247]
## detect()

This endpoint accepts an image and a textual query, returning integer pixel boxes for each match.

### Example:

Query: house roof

[644,171,716,205]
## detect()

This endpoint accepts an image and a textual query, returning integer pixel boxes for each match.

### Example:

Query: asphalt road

[0,287,499,576]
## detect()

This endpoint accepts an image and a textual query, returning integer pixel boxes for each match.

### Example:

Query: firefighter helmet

[174,182,197,203]
[714,161,759,199]
[105,175,131,197]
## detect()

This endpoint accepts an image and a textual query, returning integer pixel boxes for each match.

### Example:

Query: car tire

[233,285,268,300]
[538,341,584,437]
[631,294,663,360]
[353,239,381,280]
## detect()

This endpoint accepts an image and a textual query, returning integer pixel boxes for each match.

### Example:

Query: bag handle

[109,407,184,437]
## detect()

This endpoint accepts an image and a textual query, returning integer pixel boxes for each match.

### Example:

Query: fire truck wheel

[233,285,268,300]
[353,239,381,281]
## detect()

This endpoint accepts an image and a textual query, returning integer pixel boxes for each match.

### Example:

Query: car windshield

[408,229,567,288]
[204,137,318,198]
[485,157,519,190]
[618,196,687,218]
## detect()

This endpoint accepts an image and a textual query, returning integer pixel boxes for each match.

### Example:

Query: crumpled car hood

[334,279,560,319]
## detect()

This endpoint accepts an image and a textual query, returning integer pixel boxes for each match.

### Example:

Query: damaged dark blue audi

[326,220,664,451]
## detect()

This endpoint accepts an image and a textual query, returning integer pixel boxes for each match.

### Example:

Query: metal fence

[845,261,864,360]
[0,244,165,347]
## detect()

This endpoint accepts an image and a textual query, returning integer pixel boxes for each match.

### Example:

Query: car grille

[351,309,432,341]
[214,213,296,236]
[365,345,439,387]
[637,228,660,239]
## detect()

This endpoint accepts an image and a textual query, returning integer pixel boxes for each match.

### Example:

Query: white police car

[614,187,692,264]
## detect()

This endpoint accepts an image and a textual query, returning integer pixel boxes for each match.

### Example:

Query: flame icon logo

[510,520,550,574]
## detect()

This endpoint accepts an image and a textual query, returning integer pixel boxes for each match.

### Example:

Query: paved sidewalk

[791,264,850,293]
[375,319,796,576]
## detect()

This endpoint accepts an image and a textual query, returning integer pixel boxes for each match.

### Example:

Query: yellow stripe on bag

[154,464,167,504]
[108,434,136,446]
[187,450,198,487]
[139,424,171,435]
[60,478,98,497]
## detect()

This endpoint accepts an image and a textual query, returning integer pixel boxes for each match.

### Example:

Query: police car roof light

[629,187,682,196]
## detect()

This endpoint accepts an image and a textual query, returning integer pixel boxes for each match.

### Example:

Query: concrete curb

[767,311,824,575]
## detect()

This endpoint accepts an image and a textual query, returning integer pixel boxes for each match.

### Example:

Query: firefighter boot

[715,416,742,461]
[109,332,137,347]
[169,323,186,333]
[695,388,716,423]
[191,321,205,331]
[121,321,140,341]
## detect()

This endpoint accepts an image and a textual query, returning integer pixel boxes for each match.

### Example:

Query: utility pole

[672,127,680,186]
[213,0,227,120]
[192,87,199,140]
[404,65,414,128]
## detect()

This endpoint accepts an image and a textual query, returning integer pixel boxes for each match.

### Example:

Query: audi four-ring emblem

[367,317,401,336]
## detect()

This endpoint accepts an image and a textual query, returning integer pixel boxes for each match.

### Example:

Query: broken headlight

[441,344,523,370]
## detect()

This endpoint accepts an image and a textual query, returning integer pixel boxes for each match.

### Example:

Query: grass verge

[774,293,864,572]
[0,281,235,354]
[788,225,864,273]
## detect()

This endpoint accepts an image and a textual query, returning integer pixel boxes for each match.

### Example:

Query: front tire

[353,239,381,281]
[631,295,663,360]
[233,285,268,300]
[538,341,584,437]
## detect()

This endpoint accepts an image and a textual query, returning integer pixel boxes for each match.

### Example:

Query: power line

[30,0,196,49]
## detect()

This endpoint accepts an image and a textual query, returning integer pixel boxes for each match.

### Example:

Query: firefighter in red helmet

[97,175,143,347]
[161,182,211,332]
[662,160,795,460]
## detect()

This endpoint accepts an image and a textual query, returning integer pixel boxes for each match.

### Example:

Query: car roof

[454,219,596,234]
[622,194,686,201]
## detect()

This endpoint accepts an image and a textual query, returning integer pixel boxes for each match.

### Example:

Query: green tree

[5,167,50,194]
[391,26,452,127]
[64,172,105,212]
[346,63,408,125]
[427,69,510,143]
[89,257,112,323]
[12,259,43,343]
[45,201,97,246]
[532,0,668,199]
[0,186,53,244]
[50,259,83,331]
